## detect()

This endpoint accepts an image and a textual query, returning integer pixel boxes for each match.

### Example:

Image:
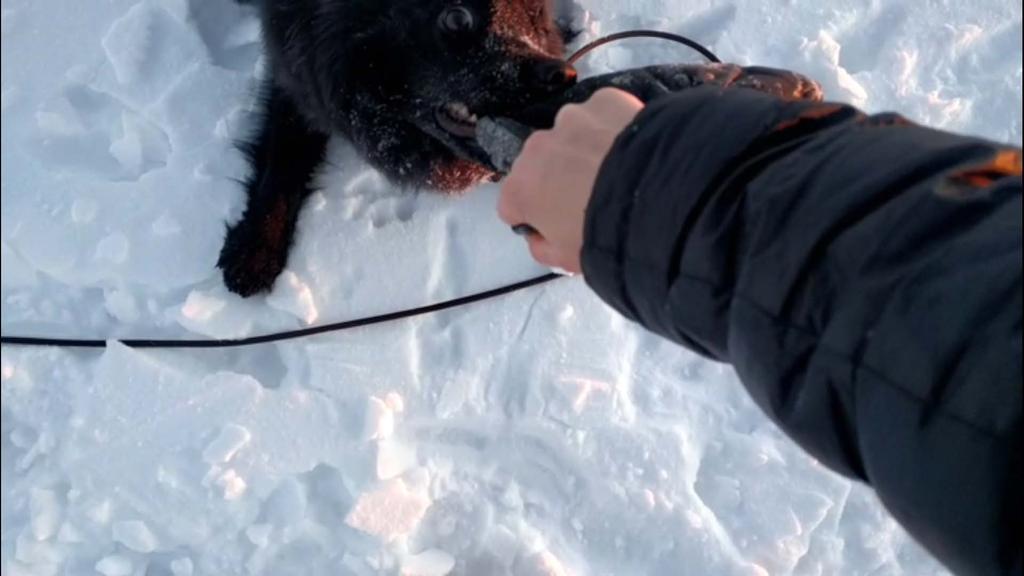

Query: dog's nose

[530,59,578,90]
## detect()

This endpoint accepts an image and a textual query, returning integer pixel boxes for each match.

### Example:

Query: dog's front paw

[217,221,288,297]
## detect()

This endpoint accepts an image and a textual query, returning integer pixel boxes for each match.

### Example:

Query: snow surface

[2,0,1021,574]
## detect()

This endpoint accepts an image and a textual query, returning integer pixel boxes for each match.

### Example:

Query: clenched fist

[497,88,645,274]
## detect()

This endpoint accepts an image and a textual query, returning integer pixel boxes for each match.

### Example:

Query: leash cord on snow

[1,273,562,349]
[0,31,719,350]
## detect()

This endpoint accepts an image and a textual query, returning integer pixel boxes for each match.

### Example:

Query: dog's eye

[439,6,476,34]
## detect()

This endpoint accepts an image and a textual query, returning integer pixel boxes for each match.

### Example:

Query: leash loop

[569,30,721,65]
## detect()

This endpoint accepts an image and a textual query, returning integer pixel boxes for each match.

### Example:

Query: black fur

[219,0,580,296]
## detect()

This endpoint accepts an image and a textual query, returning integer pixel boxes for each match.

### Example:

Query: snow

[28,489,61,542]
[95,554,133,576]
[265,270,320,324]
[377,439,418,480]
[346,478,434,541]
[402,548,457,576]
[170,556,195,576]
[211,468,248,500]
[1,0,1020,575]
[202,423,252,464]
[363,395,397,441]
[245,523,272,548]
[111,520,159,553]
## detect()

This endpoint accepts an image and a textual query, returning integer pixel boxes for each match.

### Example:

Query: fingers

[497,130,550,226]
[555,88,644,132]
[587,88,645,127]
[550,89,644,156]
[496,88,644,274]
[526,235,557,267]
[526,235,582,274]
[500,88,642,228]
[496,173,524,226]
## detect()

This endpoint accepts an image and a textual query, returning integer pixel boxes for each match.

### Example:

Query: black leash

[1,273,561,349]
[569,30,721,65]
[0,31,718,350]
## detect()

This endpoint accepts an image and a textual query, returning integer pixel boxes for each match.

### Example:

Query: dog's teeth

[445,102,476,124]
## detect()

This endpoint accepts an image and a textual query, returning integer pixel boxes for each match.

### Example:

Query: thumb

[526,235,560,268]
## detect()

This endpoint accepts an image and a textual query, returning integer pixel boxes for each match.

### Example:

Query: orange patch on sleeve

[948,149,1023,189]
[771,104,849,134]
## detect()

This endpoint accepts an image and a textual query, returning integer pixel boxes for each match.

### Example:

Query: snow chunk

[363,396,395,441]
[112,520,159,553]
[402,549,456,576]
[377,439,417,480]
[15,533,63,569]
[105,289,140,323]
[346,479,431,541]
[265,270,319,324]
[180,290,226,322]
[35,96,85,136]
[95,233,130,264]
[385,392,406,413]
[640,489,657,511]
[202,423,251,464]
[57,522,85,544]
[71,198,98,223]
[214,106,248,140]
[86,499,114,525]
[170,557,195,576]
[108,110,171,177]
[799,31,869,106]
[215,469,248,500]
[246,524,272,548]
[102,2,155,84]
[96,555,133,576]
[223,16,261,49]
[29,489,61,541]
[484,526,520,568]
[685,509,704,529]
[747,565,770,576]
[176,289,256,339]
[517,550,571,576]
[500,483,523,511]
[152,212,182,236]
[264,477,307,528]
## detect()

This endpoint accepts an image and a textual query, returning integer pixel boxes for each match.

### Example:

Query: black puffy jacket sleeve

[583,86,1022,576]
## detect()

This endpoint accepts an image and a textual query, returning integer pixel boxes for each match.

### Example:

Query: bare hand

[498,88,645,274]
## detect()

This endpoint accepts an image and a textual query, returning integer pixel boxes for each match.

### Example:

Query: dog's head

[268,0,577,188]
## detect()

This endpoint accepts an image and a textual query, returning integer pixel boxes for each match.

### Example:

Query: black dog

[218,0,580,296]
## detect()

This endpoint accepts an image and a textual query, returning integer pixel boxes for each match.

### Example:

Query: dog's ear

[489,0,564,52]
